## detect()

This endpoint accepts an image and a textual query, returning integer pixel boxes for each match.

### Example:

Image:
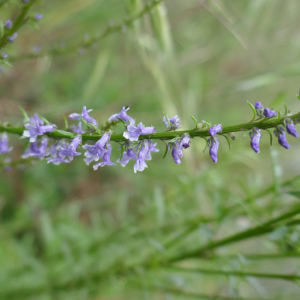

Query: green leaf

[190,115,198,130]
[288,190,300,199]
[19,106,29,122]
[120,144,124,160]
[297,95,300,101]
[117,117,127,125]
[55,130,75,138]
[78,116,89,127]
[265,129,273,146]
[201,137,209,153]
[276,110,281,122]
[283,104,288,116]
[162,141,168,159]
[2,60,11,67]
[221,134,231,151]
[38,115,51,125]
[247,101,256,122]
[89,122,102,134]
[63,115,68,130]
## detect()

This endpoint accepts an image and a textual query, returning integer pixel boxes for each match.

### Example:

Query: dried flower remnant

[123,122,156,141]
[209,124,222,136]
[263,108,277,118]
[108,106,134,124]
[209,137,219,163]
[249,128,262,153]
[0,133,13,154]
[285,119,299,138]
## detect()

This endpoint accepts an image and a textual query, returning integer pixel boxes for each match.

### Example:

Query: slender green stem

[1,112,300,142]
[165,265,300,281]
[10,0,166,61]
[0,1,35,50]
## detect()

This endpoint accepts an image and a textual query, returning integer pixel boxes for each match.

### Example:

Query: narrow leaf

[38,115,51,125]
[162,141,169,159]
[55,130,75,138]
[89,123,102,134]
[247,101,257,122]
[221,134,231,151]
[276,110,281,122]
[265,129,273,146]
[63,115,68,130]
[19,106,29,122]
[283,104,288,116]
[190,115,198,130]
[201,137,209,153]
[117,117,127,125]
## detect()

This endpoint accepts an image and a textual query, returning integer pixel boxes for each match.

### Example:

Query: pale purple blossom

[108,106,134,124]
[179,133,190,149]
[274,127,290,149]
[69,106,98,126]
[1,54,8,59]
[71,122,85,134]
[285,119,299,138]
[171,142,183,164]
[82,133,110,165]
[22,119,56,142]
[93,144,116,169]
[249,128,261,153]
[33,14,43,20]
[46,152,70,165]
[209,137,219,163]
[209,124,222,136]
[255,102,263,110]
[0,133,13,154]
[22,137,48,159]
[145,140,159,160]
[264,108,277,118]
[8,33,17,43]
[163,115,181,130]
[56,135,82,160]
[134,142,149,173]
[5,20,12,29]
[123,122,156,141]
[117,143,137,167]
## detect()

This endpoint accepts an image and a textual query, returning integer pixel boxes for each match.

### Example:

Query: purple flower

[249,128,261,153]
[108,106,134,124]
[117,143,137,167]
[5,20,12,29]
[8,32,17,43]
[285,119,299,138]
[56,135,82,160]
[209,137,219,163]
[163,115,181,130]
[22,137,48,159]
[274,127,290,149]
[145,140,159,160]
[93,144,116,169]
[0,133,13,154]
[22,118,56,143]
[134,142,149,173]
[22,0,29,3]
[123,122,156,141]
[179,133,190,149]
[46,152,70,165]
[263,108,277,118]
[171,142,183,164]
[255,102,263,110]
[71,122,85,134]
[69,106,98,126]
[33,14,43,20]
[209,124,222,136]
[82,133,110,165]
[1,54,8,59]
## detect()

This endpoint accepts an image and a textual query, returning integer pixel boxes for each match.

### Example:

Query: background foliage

[1,0,300,299]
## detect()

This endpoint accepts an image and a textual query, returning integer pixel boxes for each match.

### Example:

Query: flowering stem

[1,112,300,142]
[0,0,35,50]
[10,0,166,61]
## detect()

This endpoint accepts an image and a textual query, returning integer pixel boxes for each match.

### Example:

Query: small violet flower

[56,135,82,160]
[263,108,277,118]
[209,137,219,163]
[82,132,110,165]
[145,140,159,160]
[22,137,48,159]
[179,133,190,149]
[134,142,149,173]
[71,122,85,134]
[0,133,13,154]
[209,124,222,136]
[108,106,134,124]
[8,32,17,43]
[93,144,116,169]
[249,128,261,153]
[285,119,299,138]
[171,142,183,164]
[22,115,56,143]
[117,143,137,167]
[69,106,98,126]
[1,54,8,59]
[274,127,290,149]
[255,102,263,110]
[5,20,12,30]
[163,115,181,130]
[123,122,156,142]
[33,14,43,20]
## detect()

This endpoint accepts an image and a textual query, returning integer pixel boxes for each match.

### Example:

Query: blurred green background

[1,0,300,299]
